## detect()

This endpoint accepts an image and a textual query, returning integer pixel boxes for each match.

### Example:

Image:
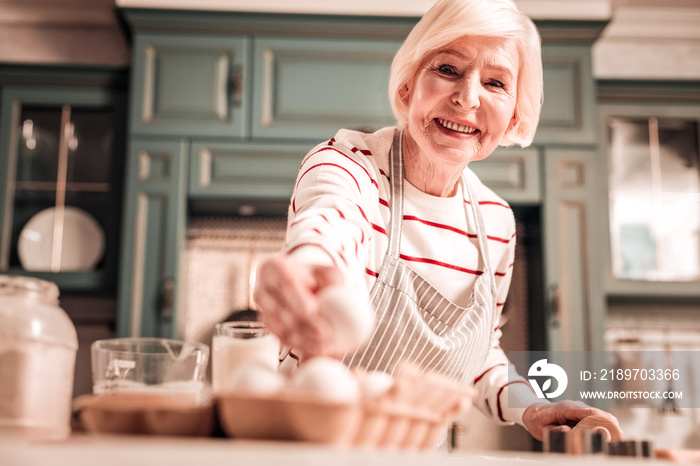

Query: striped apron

[343,130,499,388]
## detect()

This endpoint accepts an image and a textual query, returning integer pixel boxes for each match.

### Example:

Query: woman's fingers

[257,256,315,312]
[522,400,619,441]
[311,265,345,291]
[253,255,338,355]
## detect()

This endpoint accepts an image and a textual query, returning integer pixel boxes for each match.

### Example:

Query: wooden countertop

[0,434,676,466]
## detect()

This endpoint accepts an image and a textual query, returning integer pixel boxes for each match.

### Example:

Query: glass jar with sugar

[0,275,78,439]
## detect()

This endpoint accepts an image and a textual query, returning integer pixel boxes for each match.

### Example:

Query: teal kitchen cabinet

[249,37,597,145]
[189,142,309,200]
[251,37,401,141]
[190,143,542,207]
[117,139,188,339]
[123,11,603,146]
[0,79,126,293]
[597,99,700,298]
[535,44,598,146]
[542,148,606,353]
[470,147,541,205]
[129,34,249,139]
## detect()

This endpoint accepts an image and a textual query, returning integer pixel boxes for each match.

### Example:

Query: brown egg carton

[216,363,474,450]
[74,392,215,437]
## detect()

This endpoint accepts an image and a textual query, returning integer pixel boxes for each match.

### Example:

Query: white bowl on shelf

[18,206,105,272]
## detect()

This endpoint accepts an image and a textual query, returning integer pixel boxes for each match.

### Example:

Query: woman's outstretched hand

[522,400,621,441]
[253,254,344,357]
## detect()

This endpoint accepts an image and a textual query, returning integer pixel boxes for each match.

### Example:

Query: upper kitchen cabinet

[0,69,127,293]
[121,9,605,146]
[536,44,598,145]
[251,37,400,141]
[129,34,249,138]
[529,21,606,146]
[122,10,413,143]
[250,34,599,145]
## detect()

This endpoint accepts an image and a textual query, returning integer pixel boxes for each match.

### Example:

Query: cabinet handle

[160,277,175,322]
[548,283,560,329]
[230,64,243,109]
[215,57,243,118]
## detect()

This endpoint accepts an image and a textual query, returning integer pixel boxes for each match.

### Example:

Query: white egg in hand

[226,363,285,395]
[318,284,375,353]
[291,357,360,403]
[358,370,394,399]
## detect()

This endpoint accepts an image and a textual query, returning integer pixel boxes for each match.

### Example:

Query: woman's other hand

[253,254,344,357]
[521,400,621,441]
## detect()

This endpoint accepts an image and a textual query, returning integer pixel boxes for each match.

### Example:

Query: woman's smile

[436,118,478,134]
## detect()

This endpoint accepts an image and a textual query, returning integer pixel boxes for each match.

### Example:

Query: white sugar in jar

[0,275,78,439]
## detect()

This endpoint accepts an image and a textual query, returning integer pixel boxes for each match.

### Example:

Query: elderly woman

[254,0,617,441]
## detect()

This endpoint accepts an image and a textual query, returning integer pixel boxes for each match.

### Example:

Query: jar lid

[0,275,60,304]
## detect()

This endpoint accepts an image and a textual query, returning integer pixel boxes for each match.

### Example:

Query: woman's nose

[451,77,480,109]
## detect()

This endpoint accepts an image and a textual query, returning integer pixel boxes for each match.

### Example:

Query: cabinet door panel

[252,37,401,140]
[543,149,605,352]
[536,45,597,145]
[190,142,308,200]
[470,147,541,204]
[130,34,249,138]
[117,140,188,339]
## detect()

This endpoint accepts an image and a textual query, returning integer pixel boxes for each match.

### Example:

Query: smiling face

[402,35,520,171]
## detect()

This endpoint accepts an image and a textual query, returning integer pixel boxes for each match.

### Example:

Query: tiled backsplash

[183,217,286,348]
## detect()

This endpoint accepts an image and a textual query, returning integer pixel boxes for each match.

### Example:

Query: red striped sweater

[285,127,540,426]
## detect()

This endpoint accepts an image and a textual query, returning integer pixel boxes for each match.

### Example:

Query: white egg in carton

[216,361,474,450]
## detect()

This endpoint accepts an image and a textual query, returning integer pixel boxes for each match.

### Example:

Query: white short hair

[389,0,543,147]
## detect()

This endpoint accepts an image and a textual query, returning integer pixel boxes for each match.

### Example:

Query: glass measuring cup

[91,338,210,403]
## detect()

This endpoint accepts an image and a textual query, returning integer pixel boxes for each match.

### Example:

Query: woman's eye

[486,80,506,88]
[437,64,457,76]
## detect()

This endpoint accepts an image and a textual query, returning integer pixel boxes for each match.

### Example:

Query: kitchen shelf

[14,182,111,192]
[2,268,113,292]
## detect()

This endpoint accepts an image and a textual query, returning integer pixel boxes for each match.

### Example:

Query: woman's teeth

[437,118,477,134]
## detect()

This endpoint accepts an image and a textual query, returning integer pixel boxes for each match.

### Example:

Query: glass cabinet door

[606,112,700,285]
[0,88,125,292]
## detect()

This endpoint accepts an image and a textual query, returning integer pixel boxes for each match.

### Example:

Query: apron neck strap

[387,129,404,258]
[462,171,495,278]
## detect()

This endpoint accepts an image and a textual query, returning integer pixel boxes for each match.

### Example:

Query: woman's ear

[500,112,520,146]
[399,83,411,106]
[508,111,518,131]
[506,111,519,135]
